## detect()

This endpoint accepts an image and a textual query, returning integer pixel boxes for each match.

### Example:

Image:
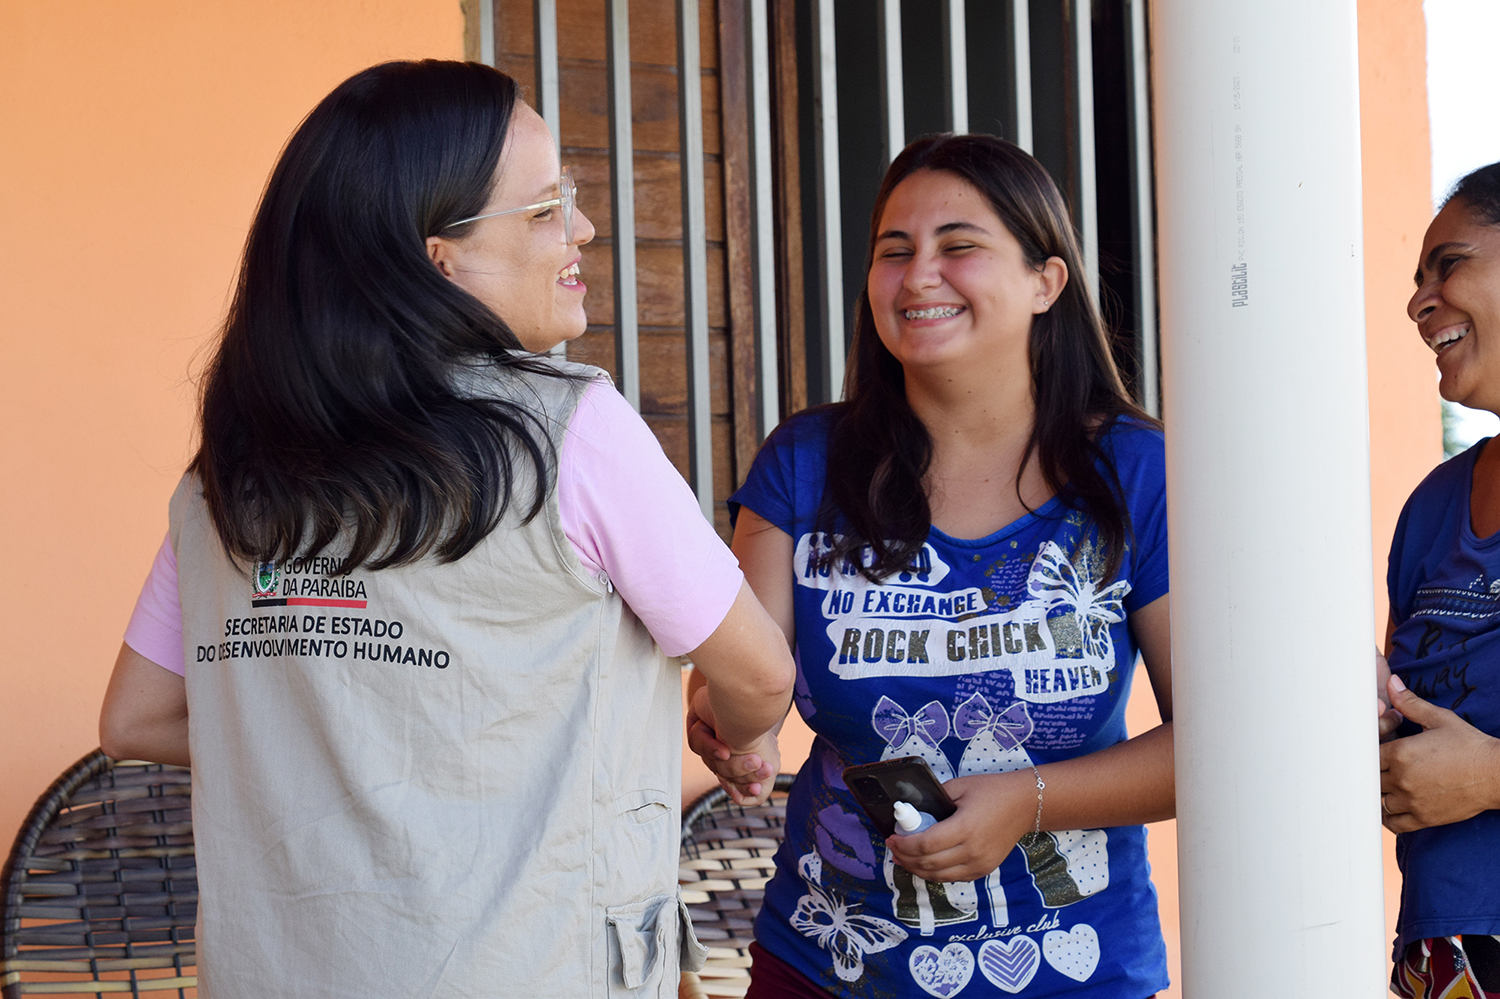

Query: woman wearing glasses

[98,60,793,998]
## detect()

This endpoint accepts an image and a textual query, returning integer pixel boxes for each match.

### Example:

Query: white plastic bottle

[892,800,937,834]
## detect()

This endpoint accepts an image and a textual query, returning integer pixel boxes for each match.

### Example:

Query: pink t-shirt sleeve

[123,534,186,676]
[558,379,744,656]
[121,381,741,671]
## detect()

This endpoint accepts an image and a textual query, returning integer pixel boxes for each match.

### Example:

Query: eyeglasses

[445,166,576,242]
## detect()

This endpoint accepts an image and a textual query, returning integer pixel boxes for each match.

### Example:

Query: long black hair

[822,133,1154,583]
[192,60,570,573]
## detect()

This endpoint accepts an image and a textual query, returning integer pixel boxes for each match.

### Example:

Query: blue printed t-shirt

[1387,438,1500,955]
[730,410,1170,999]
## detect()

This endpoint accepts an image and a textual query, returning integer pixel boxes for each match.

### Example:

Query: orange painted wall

[1362,0,1444,630]
[0,2,463,845]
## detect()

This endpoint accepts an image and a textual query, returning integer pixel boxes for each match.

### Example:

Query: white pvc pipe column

[1152,2,1387,995]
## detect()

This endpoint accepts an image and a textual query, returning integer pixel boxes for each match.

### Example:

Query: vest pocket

[607,895,671,993]
[606,890,708,994]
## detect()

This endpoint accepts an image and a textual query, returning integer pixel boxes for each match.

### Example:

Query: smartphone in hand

[842,756,957,838]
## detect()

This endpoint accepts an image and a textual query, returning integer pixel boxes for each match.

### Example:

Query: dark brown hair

[821,132,1155,583]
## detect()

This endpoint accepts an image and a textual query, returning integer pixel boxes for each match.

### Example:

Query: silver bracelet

[1028,763,1046,835]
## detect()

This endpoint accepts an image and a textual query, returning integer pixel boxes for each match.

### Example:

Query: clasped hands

[686,695,1033,881]
[1378,657,1500,834]
[686,685,781,807]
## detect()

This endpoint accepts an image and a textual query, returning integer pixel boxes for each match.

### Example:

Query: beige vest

[171,361,705,998]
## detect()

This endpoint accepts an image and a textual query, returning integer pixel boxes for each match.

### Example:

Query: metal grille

[493,0,1160,517]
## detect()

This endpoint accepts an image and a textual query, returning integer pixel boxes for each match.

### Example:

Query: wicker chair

[677,774,795,999]
[0,751,196,998]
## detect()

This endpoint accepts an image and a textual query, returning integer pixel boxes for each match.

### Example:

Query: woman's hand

[1381,673,1500,832]
[1376,648,1405,741]
[686,683,781,806]
[884,771,1038,883]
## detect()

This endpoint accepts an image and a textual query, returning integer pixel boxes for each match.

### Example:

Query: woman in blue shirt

[1383,160,1500,998]
[690,134,1173,998]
